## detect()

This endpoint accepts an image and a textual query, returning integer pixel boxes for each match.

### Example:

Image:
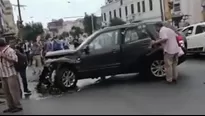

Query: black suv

[45,22,187,91]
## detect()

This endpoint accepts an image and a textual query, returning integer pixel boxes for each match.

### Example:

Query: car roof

[182,22,205,29]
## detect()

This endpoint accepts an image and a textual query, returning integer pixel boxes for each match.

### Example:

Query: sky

[10,0,105,28]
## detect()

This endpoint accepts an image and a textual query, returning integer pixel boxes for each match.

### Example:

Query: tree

[83,14,100,35]
[22,22,44,41]
[109,17,126,26]
[69,26,83,39]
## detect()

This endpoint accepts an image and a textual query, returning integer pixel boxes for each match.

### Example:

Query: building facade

[101,0,162,26]
[0,0,16,34]
[172,0,203,25]
[3,0,16,33]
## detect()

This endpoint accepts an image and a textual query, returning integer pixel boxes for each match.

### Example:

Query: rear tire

[55,67,78,92]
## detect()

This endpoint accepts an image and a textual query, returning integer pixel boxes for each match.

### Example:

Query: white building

[101,0,162,26]
[102,0,204,27]
[172,0,203,25]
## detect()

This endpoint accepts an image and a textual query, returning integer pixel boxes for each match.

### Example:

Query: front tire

[55,67,78,92]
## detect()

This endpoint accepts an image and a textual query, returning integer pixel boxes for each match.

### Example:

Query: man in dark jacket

[15,43,31,95]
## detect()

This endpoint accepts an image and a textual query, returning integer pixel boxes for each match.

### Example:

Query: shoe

[166,81,173,84]
[3,108,15,113]
[11,108,23,113]
[24,90,32,95]
[172,79,177,84]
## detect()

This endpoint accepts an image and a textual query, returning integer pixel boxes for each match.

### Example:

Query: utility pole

[17,0,23,25]
[13,0,26,40]
[91,14,95,33]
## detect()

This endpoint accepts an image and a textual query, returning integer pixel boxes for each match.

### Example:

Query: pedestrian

[0,38,23,113]
[31,35,43,76]
[152,22,181,84]
[15,44,31,95]
[23,40,31,64]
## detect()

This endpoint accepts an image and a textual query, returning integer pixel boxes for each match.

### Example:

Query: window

[137,2,141,12]
[149,0,153,11]
[142,1,145,12]
[119,8,122,18]
[125,28,149,43]
[104,13,106,21]
[120,0,123,5]
[114,10,117,18]
[89,31,119,50]
[131,4,134,14]
[125,6,128,16]
[195,25,205,34]
[182,26,194,37]
[174,3,180,12]
[125,29,139,43]
[109,11,112,20]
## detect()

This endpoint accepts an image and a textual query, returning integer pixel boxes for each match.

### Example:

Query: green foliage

[83,14,100,35]
[22,22,44,41]
[109,17,126,26]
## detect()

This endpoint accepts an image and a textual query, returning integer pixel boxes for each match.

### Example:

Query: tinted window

[125,28,149,43]
[114,10,117,18]
[182,26,194,37]
[89,31,119,50]
[195,25,205,34]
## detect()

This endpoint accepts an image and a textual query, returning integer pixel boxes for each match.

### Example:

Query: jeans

[19,68,29,92]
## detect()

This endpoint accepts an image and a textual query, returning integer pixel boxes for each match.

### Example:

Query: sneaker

[24,90,32,95]
[11,108,23,113]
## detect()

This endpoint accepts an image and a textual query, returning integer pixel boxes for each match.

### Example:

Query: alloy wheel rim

[62,70,76,87]
[150,60,166,78]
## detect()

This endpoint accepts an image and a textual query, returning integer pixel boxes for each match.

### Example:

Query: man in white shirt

[152,22,180,84]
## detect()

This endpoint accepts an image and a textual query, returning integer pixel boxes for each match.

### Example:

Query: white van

[181,22,205,53]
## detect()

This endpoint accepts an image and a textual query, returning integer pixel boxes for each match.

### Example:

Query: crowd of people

[0,33,86,113]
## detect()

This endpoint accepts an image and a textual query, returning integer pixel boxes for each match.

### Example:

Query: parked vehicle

[181,22,205,54]
[44,22,187,92]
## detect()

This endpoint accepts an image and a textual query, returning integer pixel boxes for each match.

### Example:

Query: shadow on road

[79,74,165,92]
[186,54,205,61]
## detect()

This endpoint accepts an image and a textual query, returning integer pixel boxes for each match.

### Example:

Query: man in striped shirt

[0,38,23,113]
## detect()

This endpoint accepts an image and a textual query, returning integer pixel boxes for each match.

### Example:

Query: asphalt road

[1,56,205,115]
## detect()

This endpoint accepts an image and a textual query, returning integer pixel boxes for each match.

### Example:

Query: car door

[79,30,121,77]
[121,27,152,73]
[189,24,205,49]
[182,26,195,49]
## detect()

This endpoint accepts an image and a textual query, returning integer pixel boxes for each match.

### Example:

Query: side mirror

[83,45,90,54]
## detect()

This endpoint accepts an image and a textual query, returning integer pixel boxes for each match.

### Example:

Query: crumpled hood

[45,49,77,58]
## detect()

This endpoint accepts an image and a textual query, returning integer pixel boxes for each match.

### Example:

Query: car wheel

[140,55,165,79]
[55,67,78,92]
[150,59,166,78]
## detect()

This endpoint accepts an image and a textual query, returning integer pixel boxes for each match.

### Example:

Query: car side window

[182,26,194,37]
[125,29,139,43]
[195,25,205,34]
[89,30,119,50]
[125,28,149,43]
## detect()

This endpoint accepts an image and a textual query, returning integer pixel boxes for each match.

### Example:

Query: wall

[173,0,203,24]
[101,0,162,25]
